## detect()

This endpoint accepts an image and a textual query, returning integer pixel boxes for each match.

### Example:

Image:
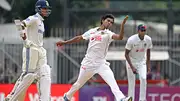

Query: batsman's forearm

[125,54,133,68]
[64,36,82,44]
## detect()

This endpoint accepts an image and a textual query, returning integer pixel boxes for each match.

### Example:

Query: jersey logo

[33,15,38,17]
[38,29,44,34]
[91,35,102,41]
[133,44,139,47]
[136,48,145,52]
[101,32,105,35]
[91,37,95,41]
[25,18,30,21]
[144,43,147,47]
[81,66,86,70]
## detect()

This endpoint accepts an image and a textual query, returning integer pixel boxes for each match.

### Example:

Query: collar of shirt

[96,27,110,31]
[136,34,145,42]
[96,27,109,34]
[35,13,44,21]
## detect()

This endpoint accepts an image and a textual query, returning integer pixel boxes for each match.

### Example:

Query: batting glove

[23,39,33,48]
[19,30,26,37]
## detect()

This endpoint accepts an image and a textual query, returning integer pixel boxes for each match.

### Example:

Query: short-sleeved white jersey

[23,13,44,47]
[125,34,153,63]
[81,27,115,66]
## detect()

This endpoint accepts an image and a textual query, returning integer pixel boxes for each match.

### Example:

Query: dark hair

[101,14,115,24]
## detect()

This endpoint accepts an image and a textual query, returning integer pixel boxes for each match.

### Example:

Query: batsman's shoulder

[25,16,36,22]
[29,14,39,20]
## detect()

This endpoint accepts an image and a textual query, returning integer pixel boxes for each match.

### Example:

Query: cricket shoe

[120,96,132,101]
[4,98,10,101]
[4,94,12,101]
[63,94,70,101]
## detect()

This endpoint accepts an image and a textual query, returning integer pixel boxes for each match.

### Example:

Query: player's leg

[8,73,37,101]
[138,64,147,101]
[5,47,39,101]
[36,47,51,101]
[65,66,95,100]
[17,89,26,101]
[4,48,28,100]
[37,64,51,101]
[4,73,26,101]
[98,62,127,101]
[126,62,136,101]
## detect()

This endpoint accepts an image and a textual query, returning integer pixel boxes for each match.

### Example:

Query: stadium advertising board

[0,84,79,101]
[80,85,180,101]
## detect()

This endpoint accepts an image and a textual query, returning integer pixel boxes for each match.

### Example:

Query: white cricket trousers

[126,61,147,101]
[6,46,51,101]
[66,62,126,101]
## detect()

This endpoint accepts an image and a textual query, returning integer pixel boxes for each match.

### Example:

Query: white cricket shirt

[81,27,115,66]
[125,34,153,63]
[23,13,44,47]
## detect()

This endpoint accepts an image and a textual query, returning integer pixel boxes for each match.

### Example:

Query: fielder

[125,24,153,101]
[56,14,132,101]
[4,0,52,101]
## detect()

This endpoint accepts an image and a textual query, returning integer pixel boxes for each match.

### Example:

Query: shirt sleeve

[148,38,153,49]
[125,38,133,50]
[108,30,116,42]
[23,16,37,27]
[82,29,93,40]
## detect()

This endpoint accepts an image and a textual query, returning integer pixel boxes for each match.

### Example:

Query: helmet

[138,24,146,31]
[35,0,52,17]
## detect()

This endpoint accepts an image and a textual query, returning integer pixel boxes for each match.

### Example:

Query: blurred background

[0,0,180,101]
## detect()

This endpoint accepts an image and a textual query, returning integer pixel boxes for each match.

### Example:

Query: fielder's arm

[125,49,137,74]
[146,49,151,73]
[125,49,133,69]
[112,15,128,40]
[147,37,153,73]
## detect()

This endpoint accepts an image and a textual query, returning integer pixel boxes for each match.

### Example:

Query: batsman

[4,0,52,101]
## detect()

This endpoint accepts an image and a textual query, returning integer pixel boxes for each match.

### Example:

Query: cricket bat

[14,19,22,31]
[14,19,27,40]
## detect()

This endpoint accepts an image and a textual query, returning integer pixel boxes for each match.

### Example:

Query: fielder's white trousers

[66,62,126,101]
[6,46,51,101]
[126,61,147,101]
